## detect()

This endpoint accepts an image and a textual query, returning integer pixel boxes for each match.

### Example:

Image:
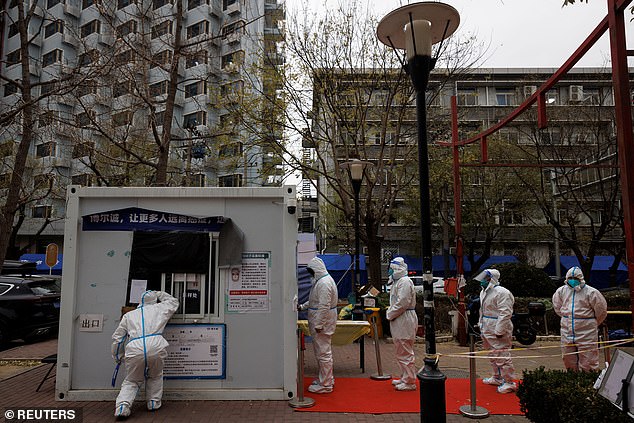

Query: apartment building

[303,67,627,269]
[0,0,285,253]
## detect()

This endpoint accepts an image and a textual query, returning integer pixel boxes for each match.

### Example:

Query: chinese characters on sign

[78,314,103,332]
[163,325,226,379]
[82,207,225,232]
[227,252,271,313]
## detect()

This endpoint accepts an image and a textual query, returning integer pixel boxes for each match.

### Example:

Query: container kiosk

[56,186,298,401]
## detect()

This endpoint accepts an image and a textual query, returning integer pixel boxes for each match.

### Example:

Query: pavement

[0,334,575,422]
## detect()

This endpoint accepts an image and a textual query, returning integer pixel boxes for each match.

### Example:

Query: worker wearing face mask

[552,266,607,371]
[386,257,418,391]
[476,269,517,394]
[298,257,338,393]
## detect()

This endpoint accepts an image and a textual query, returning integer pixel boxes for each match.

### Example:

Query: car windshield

[27,280,61,295]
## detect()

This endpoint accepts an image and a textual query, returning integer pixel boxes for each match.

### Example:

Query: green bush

[463,262,557,298]
[517,366,631,423]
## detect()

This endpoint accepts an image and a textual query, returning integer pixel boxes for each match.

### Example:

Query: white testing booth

[56,186,298,401]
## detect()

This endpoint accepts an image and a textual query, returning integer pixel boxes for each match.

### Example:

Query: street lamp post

[378,3,459,422]
[341,159,373,308]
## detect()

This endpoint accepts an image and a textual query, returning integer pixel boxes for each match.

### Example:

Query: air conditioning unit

[569,85,583,102]
[523,85,537,98]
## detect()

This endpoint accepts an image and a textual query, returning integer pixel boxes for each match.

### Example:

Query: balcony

[63,3,80,17]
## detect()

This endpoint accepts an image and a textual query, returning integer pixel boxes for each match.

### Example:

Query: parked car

[387,276,446,294]
[410,276,446,294]
[0,272,61,345]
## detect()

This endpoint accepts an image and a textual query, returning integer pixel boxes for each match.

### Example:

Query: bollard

[459,333,489,418]
[370,316,391,380]
[289,328,315,408]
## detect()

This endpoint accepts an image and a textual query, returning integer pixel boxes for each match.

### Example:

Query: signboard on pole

[45,243,58,273]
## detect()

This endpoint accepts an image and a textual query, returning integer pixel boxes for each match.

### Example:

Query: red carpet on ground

[296,378,522,415]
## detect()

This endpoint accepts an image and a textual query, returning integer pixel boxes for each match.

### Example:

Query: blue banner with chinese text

[82,207,226,232]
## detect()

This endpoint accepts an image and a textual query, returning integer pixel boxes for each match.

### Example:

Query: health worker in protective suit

[298,257,338,394]
[476,269,517,394]
[386,257,418,391]
[552,266,607,371]
[111,290,179,418]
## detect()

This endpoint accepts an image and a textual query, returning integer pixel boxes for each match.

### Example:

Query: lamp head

[377,2,460,58]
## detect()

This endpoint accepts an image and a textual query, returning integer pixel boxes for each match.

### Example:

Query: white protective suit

[386,257,417,389]
[552,266,608,371]
[111,290,179,417]
[478,269,516,384]
[299,257,338,391]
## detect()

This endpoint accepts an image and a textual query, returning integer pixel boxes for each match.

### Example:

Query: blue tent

[19,253,63,275]
[297,254,367,302]
[403,255,519,277]
[543,255,628,289]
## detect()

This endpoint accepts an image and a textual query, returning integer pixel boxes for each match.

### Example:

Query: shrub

[463,262,556,298]
[517,366,631,423]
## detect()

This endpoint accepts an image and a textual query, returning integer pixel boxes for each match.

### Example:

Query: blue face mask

[388,268,394,277]
[567,278,580,288]
[479,279,489,288]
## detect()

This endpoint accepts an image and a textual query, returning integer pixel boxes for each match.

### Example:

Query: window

[191,173,205,187]
[183,111,206,129]
[188,0,207,10]
[76,111,95,127]
[45,20,64,38]
[218,174,242,187]
[546,89,559,105]
[185,81,207,98]
[0,173,10,189]
[6,49,20,67]
[0,141,15,157]
[115,49,133,65]
[4,82,18,96]
[72,174,92,186]
[77,79,98,97]
[39,110,58,127]
[149,110,165,127]
[221,21,244,38]
[78,49,98,66]
[41,80,58,95]
[116,20,137,37]
[218,142,242,157]
[8,22,19,38]
[584,87,602,105]
[151,21,172,39]
[36,142,56,158]
[149,80,169,97]
[222,0,237,10]
[127,232,217,319]
[221,51,243,69]
[72,142,93,158]
[34,174,53,191]
[82,0,94,9]
[113,81,132,98]
[187,21,209,39]
[47,0,62,8]
[153,0,171,9]
[186,52,207,68]
[495,88,516,106]
[541,128,562,145]
[32,205,52,219]
[151,50,173,68]
[42,49,63,67]
[117,0,132,9]
[457,88,478,106]
[80,20,101,38]
[113,110,134,126]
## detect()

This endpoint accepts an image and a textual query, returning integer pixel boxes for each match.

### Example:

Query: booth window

[128,231,218,320]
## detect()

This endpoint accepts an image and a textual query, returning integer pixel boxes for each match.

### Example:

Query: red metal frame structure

[445,0,634,330]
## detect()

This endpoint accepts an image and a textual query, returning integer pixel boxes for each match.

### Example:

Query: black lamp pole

[352,177,361,306]
[377,6,458,420]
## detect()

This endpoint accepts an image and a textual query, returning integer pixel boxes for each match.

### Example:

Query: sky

[285,0,634,69]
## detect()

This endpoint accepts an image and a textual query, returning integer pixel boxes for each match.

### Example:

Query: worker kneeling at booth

[111,290,179,418]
